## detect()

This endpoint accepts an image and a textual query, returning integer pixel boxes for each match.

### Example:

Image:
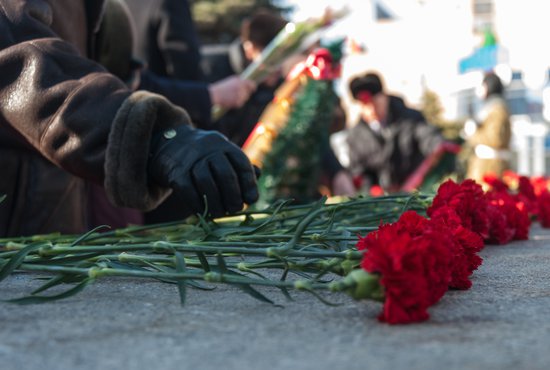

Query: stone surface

[1,227,550,370]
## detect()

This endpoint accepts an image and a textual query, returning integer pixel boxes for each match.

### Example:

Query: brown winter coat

[0,0,190,236]
[466,96,511,185]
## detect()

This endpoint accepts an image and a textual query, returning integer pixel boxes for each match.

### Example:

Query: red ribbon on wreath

[287,48,341,81]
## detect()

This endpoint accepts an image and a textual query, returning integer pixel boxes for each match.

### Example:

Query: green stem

[224,234,358,241]
[274,202,327,255]
[13,262,331,290]
[4,242,363,260]
[11,262,382,302]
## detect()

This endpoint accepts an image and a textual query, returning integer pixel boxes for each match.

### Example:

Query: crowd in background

[0,0,511,237]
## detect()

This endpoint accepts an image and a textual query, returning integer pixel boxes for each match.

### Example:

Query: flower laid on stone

[1,174,550,325]
[357,211,454,324]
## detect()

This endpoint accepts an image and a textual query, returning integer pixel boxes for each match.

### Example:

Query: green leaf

[243,199,294,234]
[31,274,83,295]
[287,197,326,234]
[104,260,143,271]
[236,267,270,280]
[285,269,319,281]
[37,252,104,265]
[278,285,293,301]
[0,194,6,204]
[236,282,280,306]
[183,279,216,291]
[301,287,342,307]
[174,252,187,305]
[216,253,228,272]
[112,259,215,291]
[280,266,290,282]
[0,242,47,282]
[278,269,293,301]
[196,252,211,272]
[70,225,111,247]
[5,278,94,304]
[337,230,352,252]
[213,254,280,306]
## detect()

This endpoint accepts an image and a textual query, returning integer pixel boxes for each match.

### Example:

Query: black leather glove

[148,125,259,217]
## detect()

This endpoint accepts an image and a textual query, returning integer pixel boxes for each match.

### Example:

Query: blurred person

[124,0,202,81]
[214,8,288,147]
[0,0,258,236]
[344,71,448,193]
[141,8,287,224]
[92,0,257,227]
[464,71,511,185]
[215,8,355,198]
[99,0,256,129]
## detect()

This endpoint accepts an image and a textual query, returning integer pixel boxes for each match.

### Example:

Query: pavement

[1,226,550,370]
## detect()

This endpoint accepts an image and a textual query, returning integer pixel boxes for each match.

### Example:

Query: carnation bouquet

[2,172,549,324]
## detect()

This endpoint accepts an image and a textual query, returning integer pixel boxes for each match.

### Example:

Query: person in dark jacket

[345,71,446,192]
[98,0,255,129]
[0,0,258,237]
[89,0,259,228]
[124,0,202,81]
[141,8,287,223]
[213,9,288,147]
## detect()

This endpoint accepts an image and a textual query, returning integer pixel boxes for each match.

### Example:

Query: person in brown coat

[465,71,512,185]
[0,0,258,237]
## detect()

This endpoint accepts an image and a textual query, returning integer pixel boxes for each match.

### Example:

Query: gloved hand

[148,125,259,218]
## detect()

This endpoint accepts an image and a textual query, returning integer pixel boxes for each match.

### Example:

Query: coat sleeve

[345,123,382,177]
[412,120,445,156]
[138,69,212,128]
[0,1,190,211]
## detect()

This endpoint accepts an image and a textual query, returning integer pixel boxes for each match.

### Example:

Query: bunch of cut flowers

[1,173,549,325]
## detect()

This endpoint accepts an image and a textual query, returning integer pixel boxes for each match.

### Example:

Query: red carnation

[537,190,550,228]
[392,209,428,235]
[511,201,532,240]
[483,174,509,192]
[530,176,549,196]
[518,176,537,201]
[427,179,490,239]
[485,191,531,243]
[516,176,539,217]
[358,212,453,324]
[449,226,484,289]
[428,206,484,289]
[502,170,520,189]
[485,203,514,244]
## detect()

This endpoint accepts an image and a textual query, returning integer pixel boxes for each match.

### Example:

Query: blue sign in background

[459,45,499,74]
